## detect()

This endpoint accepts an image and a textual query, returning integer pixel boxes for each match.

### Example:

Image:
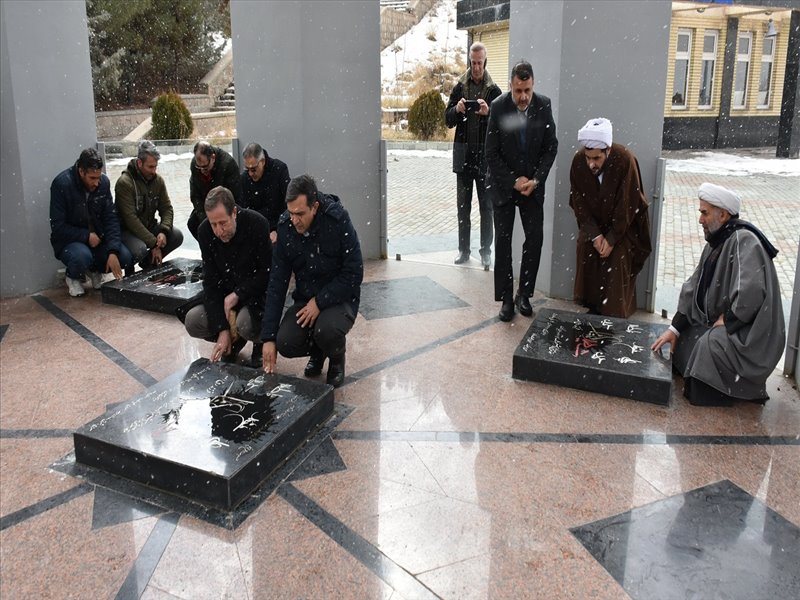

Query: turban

[698,182,741,216]
[577,118,613,149]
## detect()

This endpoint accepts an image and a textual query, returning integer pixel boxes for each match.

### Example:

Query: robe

[569,144,652,318]
[672,227,785,402]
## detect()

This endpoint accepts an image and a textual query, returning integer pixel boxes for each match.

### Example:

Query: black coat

[198,208,272,336]
[239,156,291,232]
[444,74,501,173]
[50,165,123,257]
[189,146,242,215]
[260,194,363,342]
[485,91,558,207]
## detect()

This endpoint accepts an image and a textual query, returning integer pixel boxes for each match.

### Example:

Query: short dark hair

[286,174,318,207]
[193,140,214,159]
[204,186,235,215]
[510,61,534,81]
[242,142,266,162]
[76,148,103,171]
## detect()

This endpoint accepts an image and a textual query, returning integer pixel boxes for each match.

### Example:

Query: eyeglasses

[196,159,213,173]
[245,166,259,173]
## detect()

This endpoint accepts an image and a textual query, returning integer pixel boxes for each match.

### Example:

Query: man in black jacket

[445,42,501,269]
[260,174,363,388]
[188,141,242,240]
[184,186,271,367]
[50,148,134,297]
[485,61,558,321]
[240,142,291,243]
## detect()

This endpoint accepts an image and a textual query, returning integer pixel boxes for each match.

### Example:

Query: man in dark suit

[485,61,558,321]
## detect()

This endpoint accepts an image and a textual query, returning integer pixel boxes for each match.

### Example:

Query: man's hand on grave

[151,246,163,266]
[106,253,123,280]
[296,297,320,328]
[155,232,167,248]
[212,329,232,362]
[262,341,277,373]
[651,329,677,354]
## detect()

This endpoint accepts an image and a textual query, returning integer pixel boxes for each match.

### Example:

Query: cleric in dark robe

[569,118,651,318]
[652,183,785,406]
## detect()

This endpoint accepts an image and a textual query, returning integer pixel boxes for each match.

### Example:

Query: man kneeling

[184,186,271,366]
[652,183,785,406]
[260,174,363,388]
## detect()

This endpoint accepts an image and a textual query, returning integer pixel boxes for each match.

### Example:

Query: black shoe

[327,354,346,388]
[499,296,515,322]
[304,348,325,377]
[221,336,247,363]
[481,254,491,271]
[245,342,263,369]
[515,294,533,317]
[454,251,470,265]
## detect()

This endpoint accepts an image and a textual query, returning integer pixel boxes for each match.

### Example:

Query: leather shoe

[304,347,325,377]
[453,251,470,265]
[327,353,346,388]
[481,254,491,271]
[498,296,515,322]
[515,294,533,317]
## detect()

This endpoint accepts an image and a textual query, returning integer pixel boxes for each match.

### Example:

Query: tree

[86,0,230,109]
[150,92,194,140]
[408,90,446,140]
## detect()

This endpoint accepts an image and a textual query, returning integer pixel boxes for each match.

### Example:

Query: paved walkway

[106,144,798,318]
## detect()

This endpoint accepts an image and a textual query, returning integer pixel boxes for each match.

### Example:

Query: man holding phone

[445,42,502,269]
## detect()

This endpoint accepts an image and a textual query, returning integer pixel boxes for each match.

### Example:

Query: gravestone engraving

[101,258,203,314]
[73,358,334,510]
[512,309,672,405]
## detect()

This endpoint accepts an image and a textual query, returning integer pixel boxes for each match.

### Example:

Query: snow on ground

[666,151,800,177]
[387,148,451,159]
[107,152,193,167]
[380,0,467,93]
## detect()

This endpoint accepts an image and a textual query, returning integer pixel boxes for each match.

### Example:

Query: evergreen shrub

[408,90,445,140]
[150,92,193,141]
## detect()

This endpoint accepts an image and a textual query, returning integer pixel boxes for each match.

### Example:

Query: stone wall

[201,47,234,102]
[96,108,151,141]
[380,0,437,50]
[191,111,236,139]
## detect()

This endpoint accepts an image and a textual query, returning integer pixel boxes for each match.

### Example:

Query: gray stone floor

[106,143,798,319]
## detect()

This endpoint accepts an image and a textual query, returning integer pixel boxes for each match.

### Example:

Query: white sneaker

[88,271,104,290]
[66,276,85,297]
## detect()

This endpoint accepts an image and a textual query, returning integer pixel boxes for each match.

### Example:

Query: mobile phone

[464,100,479,112]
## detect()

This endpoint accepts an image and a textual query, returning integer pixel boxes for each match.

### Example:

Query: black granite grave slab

[100,258,203,314]
[359,276,468,320]
[512,309,672,405]
[571,480,800,600]
[73,358,334,510]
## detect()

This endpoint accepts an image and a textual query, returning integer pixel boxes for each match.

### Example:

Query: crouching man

[261,174,363,388]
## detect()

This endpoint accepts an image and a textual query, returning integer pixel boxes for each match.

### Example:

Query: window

[733,32,752,109]
[758,36,775,108]
[672,30,691,108]
[698,30,718,108]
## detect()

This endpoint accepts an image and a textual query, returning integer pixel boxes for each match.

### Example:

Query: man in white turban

[569,118,652,317]
[652,183,785,406]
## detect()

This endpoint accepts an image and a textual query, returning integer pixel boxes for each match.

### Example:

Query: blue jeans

[58,241,133,279]
[121,227,184,266]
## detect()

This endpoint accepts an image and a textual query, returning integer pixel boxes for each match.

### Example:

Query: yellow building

[456,0,799,155]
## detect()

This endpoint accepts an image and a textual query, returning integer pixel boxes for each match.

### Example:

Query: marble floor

[1,258,798,599]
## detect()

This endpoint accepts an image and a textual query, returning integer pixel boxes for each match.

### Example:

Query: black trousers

[187,210,204,241]
[276,301,356,359]
[493,198,543,301]
[456,170,493,256]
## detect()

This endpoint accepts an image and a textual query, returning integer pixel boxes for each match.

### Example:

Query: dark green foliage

[87,0,230,109]
[150,92,194,140]
[408,90,446,140]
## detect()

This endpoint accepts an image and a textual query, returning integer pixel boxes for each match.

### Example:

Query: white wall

[230,0,383,258]
[1,0,97,296]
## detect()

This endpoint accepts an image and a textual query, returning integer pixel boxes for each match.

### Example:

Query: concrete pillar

[1,1,98,296]
[507,0,672,309]
[230,0,382,259]
[777,10,800,159]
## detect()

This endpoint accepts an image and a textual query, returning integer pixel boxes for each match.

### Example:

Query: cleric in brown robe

[569,118,651,318]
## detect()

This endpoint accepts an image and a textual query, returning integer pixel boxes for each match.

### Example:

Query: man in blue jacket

[260,174,363,388]
[50,148,133,297]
